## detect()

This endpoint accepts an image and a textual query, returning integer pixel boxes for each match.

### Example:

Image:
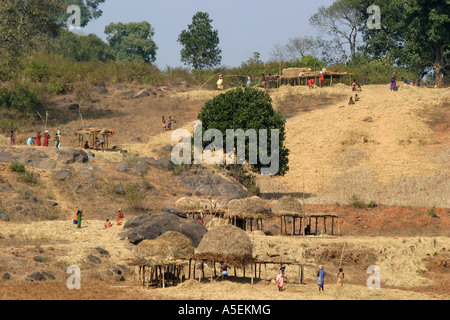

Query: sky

[81,0,336,69]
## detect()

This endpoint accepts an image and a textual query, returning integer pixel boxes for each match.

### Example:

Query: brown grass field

[0,81,449,301]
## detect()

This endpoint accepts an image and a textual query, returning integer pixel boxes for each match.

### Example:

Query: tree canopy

[60,0,106,28]
[178,12,222,70]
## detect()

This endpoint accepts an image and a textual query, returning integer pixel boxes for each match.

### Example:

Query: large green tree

[178,12,222,70]
[197,88,289,176]
[359,0,449,87]
[105,21,158,63]
[0,0,63,60]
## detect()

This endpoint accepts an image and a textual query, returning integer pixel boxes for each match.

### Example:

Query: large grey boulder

[7,148,57,170]
[137,157,172,171]
[55,148,88,164]
[177,174,248,199]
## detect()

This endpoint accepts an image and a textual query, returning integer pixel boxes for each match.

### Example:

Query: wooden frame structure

[279,213,340,236]
[75,127,114,150]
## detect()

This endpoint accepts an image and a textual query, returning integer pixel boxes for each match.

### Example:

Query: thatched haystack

[134,231,195,266]
[196,225,253,265]
[175,197,217,212]
[282,68,312,77]
[227,196,268,219]
[273,196,303,216]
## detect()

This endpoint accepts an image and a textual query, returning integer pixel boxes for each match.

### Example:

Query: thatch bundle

[134,231,195,266]
[227,196,268,219]
[175,197,217,212]
[282,68,312,78]
[196,225,253,265]
[273,196,303,216]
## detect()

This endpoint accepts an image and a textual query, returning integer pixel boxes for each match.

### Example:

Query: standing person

[43,130,50,147]
[167,116,173,130]
[317,265,325,292]
[54,131,61,148]
[319,71,325,88]
[76,209,83,229]
[9,131,15,146]
[276,266,286,291]
[220,261,231,281]
[246,74,252,87]
[390,72,397,91]
[36,131,41,146]
[117,209,124,226]
[261,73,266,89]
[162,116,166,131]
[336,268,345,290]
[268,74,273,88]
[217,74,224,90]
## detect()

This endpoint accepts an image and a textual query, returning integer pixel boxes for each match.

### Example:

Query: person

[317,265,325,292]
[220,261,231,281]
[26,137,35,146]
[105,219,113,228]
[217,74,224,90]
[94,136,104,151]
[76,209,83,229]
[336,267,345,290]
[304,224,311,235]
[355,94,360,102]
[167,116,173,130]
[9,131,15,146]
[268,74,273,88]
[36,131,41,147]
[319,71,325,88]
[261,73,266,89]
[84,141,90,150]
[117,209,124,226]
[162,116,166,131]
[54,131,61,148]
[348,96,355,105]
[390,72,397,91]
[43,130,50,147]
[246,74,252,87]
[276,266,286,291]
[307,79,314,89]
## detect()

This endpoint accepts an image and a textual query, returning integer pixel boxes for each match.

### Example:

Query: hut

[273,196,339,236]
[195,225,254,282]
[281,67,354,87]
[227,196,271,231]
[132,231,195,289]
[74,126,114,150]
[175,197,226,223]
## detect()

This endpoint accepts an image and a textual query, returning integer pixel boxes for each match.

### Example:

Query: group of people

[73,208,124,229]
[83,136,105,152]
[276,265,345,293]
[8,130,61,148]
[162,116,174,131]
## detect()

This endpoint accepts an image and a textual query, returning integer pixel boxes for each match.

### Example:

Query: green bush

[10,161,26,173]
[349,195,365,209]
[124,186,146,212]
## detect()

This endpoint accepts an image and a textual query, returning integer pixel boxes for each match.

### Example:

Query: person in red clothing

[43,130,50,147]
[117,209,124,226]
[9,131,15,146]
[319,71,325,88]
[36,131,42,146]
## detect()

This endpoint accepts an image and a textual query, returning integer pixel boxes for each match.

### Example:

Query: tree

[309,0,364,64]
[285,37,315,60]
[198,87,289,176]
[105,21,158,63]
[0,0,63,60]
[60,0,106,28]
[178,12,222,70]
[359,0,449,87]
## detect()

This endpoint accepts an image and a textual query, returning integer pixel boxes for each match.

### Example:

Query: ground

[0,80,449,300]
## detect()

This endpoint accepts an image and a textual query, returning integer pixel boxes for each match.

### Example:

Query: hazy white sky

[81,0,336,69]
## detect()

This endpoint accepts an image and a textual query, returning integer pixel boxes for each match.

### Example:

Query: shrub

[428,206,438,218]
[367,200,377,208]
[17,170,39,185]
[349,194,365,209]
[10,161,26,173]
[124,186,146,212]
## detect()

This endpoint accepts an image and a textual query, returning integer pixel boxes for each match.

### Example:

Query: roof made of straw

[272,196,303,216]
[196,225,253,265]
[227,196,269,219]
[133,231,195,266]
[175,197,216,212]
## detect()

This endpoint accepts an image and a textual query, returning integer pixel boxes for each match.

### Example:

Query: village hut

[196,225,253,266]
[133,231,195,288]
[227,196,270,231]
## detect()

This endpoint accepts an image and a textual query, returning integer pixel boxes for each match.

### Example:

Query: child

[117,209,124,226]
[348,96,355,105]
[167,116,173,130]
[336,267,345,290]
[76,209,83,229]
[220,261,231,281]
[355,94,360,102]
[162,116,166,131]
[105,219,112,228]
[276,266,286,291]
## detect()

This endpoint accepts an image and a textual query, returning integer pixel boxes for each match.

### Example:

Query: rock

[121,90,135,97]
[115,275,125,281]
[95,247,109,256]
[27,272,45,281]
[161,144,173,153]
[130,163,149,176]
[42,271,55,280]
[33,256,47,263]
[116,264,129,273]
[362,116,374,122]
[0,213,10,221]
[92,86,109,95]
[162,208,187,219]
[55,148,88,164]
[115,184,126,195]
[115,162,131,173]
[122,213,207,247]
[68,104,80,111]
[131,137,143,143]
[177,174,248,199]
[87,254,102,264]
[137,180,154,190]
[133,89,151,98]
[10,148,57,170]
[138,157,172,171]
[52,169,71,181]
[2,273,11,280]
[0,149,13,163]
[47,200,59,207]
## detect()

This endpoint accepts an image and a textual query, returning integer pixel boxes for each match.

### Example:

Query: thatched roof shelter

[227,196,269,219]
[196,225,253,265]
[272,196,303,217]
[133,231,195,266]
[175,197,217,212]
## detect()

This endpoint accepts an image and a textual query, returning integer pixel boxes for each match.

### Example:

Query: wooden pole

[301,265,304,284]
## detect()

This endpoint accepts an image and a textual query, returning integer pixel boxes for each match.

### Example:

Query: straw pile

[133,231,195,266]
[175,197,216,212]
[196,225,253,265]
[227,196,268,219]
[282,68,311,78]
[272,196,303,217]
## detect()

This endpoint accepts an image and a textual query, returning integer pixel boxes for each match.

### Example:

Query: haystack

[282,68,312,78]
[175,197,216,212]
[273,196,303,217]
[196,225,253,265]
[227,196,268,219]
[134,231,195,266]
